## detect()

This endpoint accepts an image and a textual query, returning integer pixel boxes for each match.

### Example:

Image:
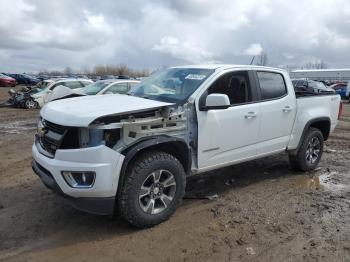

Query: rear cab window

[257,71,287,100]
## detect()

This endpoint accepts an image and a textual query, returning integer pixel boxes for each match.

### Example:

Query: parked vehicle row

[1,77,141,109]
[329,82,350,100]
[292,78,350,102]
[4,73,40,85]
[292,79,336,94]
[0,73,17,87]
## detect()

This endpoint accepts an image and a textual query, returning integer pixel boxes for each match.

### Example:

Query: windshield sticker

[185,74,206,80]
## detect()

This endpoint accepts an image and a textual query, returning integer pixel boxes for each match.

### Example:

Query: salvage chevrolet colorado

[32,65,341,228]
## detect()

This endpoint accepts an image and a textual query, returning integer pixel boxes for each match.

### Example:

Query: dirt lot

[0,87,350,262]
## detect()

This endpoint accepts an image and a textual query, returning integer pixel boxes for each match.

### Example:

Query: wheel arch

[296,117,330,151]
[117,135,191,196]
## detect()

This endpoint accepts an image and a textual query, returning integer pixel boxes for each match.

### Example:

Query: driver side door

[196,70,260,171]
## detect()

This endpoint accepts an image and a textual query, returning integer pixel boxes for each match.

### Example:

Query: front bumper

[32,142,125,215]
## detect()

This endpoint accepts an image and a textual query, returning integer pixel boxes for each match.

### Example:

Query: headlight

[37,117,45,136]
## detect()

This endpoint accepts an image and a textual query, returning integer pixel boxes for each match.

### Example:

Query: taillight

[338,102,343,120]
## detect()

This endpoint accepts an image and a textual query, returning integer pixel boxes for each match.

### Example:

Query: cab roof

[172,64,286,73]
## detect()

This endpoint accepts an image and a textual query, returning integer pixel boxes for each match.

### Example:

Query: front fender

[117,135,191,196]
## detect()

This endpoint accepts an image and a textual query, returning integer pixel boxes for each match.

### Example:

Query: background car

[329,82,349,99]
[81,79,140,95]
[0,73,17,87]
[7,73,40,85]
[292,79,335,93]
[31,78,93,107]
[100,75,115,80]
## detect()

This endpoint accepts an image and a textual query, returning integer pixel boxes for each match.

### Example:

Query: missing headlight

[104,129,120,148]
[87,128,120,148]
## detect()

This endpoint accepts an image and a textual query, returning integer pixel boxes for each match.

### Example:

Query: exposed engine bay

[87,104,194,152]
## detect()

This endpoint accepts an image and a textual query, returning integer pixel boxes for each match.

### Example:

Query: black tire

[289,128,324,171]
[118,150,186,228]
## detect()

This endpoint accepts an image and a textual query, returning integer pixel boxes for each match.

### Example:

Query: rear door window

[104,83,129,94]
[62,81,84,89]
[257,72,287,100]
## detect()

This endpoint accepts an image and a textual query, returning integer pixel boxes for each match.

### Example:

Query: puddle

[0,120,36,134]
[295,171,347,192]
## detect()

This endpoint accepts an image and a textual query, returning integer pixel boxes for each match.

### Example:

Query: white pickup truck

[32,65,341,228]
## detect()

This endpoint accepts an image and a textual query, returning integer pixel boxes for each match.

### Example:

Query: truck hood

[41,94,174,127]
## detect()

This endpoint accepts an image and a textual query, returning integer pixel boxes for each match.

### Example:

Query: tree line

[37,58,329,77]
[38,64,151,77]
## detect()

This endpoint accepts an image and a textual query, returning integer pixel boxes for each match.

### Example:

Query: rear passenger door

[255,71,296,155]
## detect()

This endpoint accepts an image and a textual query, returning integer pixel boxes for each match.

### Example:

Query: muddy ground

[0,87,349,262]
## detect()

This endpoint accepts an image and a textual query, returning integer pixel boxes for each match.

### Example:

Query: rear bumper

[32,160,115,215]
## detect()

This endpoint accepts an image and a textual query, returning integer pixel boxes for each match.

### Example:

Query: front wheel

[25,98,39,109]
[289,128,324,171]
[118,150,186,228]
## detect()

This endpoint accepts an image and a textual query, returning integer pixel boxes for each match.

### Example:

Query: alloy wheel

[305,137,321,164]
[138,169,177,215]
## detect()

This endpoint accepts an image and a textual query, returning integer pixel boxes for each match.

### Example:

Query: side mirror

[201,93,230,111]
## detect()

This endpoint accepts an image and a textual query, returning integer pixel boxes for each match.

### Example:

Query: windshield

[37,81,51,89]
[129,68,214,103]
[81,81,110,95]
[34,81,56,94]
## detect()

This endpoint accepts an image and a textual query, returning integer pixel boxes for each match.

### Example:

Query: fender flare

[294,117,331,152]
[117,135,191,195]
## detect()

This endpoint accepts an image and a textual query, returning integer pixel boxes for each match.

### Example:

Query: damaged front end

[37,104,191,159]
[88,105,188,152]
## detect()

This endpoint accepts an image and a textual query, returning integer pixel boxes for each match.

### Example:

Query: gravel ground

[0,87,349,262]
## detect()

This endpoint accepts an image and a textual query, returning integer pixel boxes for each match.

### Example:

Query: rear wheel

[289,128,324,171]
[118,150,186,228]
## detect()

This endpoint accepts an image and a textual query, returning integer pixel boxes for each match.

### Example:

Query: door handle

[282,106,292,112]
[245,112,258,119]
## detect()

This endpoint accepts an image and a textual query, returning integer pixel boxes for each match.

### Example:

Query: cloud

[0,0,350,72]
[244,44,263,56]
[283,53,295,60]
[152,36,213,63]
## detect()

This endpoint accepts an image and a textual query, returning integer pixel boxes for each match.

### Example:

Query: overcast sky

[1,0,350,72]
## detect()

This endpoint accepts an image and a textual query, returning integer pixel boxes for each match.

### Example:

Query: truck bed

[287,93,341,150]
[295,90,336,98]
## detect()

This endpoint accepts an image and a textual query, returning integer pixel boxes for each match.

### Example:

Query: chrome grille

[43,120,66,134]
